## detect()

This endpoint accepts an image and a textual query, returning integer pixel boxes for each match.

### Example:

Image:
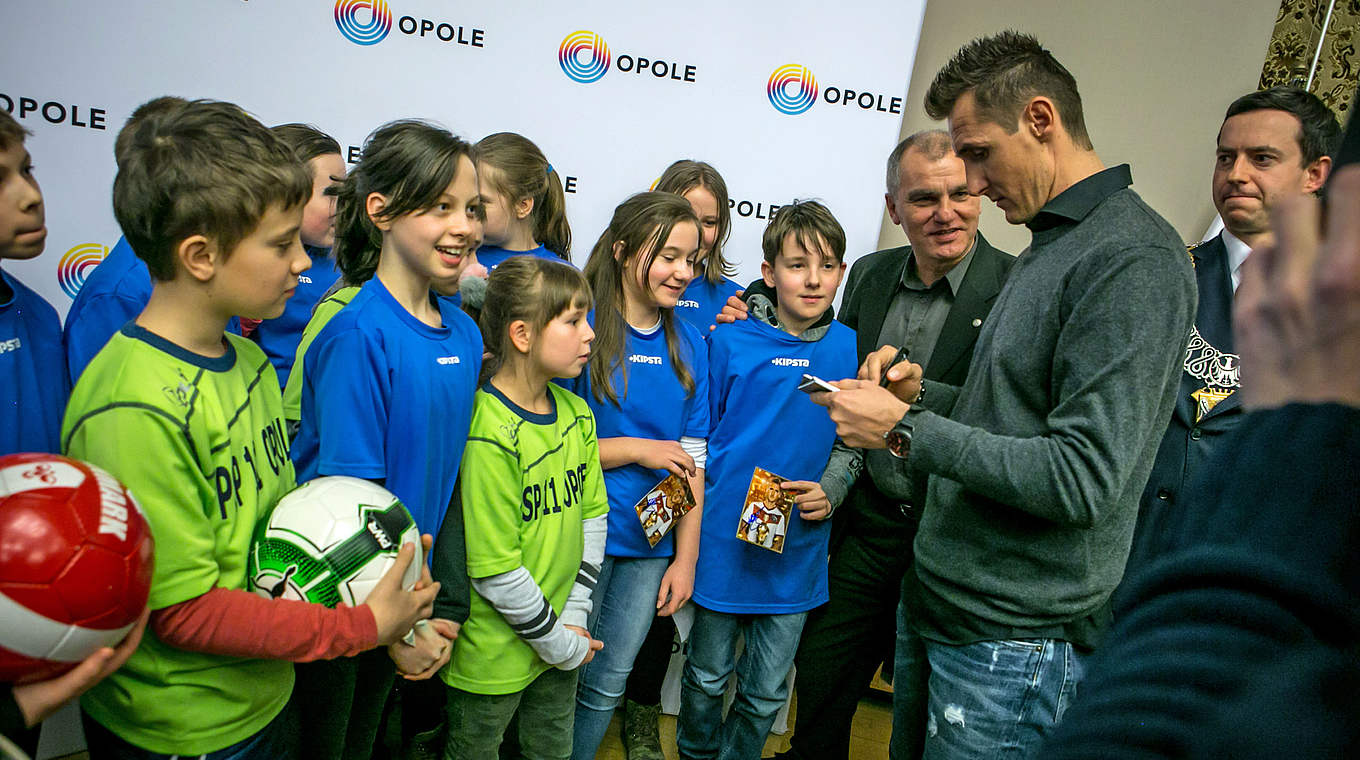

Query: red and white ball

[0,453,154,683]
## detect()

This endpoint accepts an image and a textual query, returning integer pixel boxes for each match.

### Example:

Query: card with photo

[736,467,795,553]
[635,472,697,547]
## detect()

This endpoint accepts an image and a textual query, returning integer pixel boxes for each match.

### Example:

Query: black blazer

[838,233,1014,385]
[834,234,1015,540]
[1129,233,1245,568]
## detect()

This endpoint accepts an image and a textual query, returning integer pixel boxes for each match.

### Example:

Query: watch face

[886,429,911,459]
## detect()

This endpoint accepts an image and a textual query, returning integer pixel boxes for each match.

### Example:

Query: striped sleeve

[471,567,589,669]
[561,513,607,629]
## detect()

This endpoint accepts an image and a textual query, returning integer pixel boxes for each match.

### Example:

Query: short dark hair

[925,31,1092,150]
[0,109,29,151]
[113,99,311,281]
[761,200,845,265]
[271,123,342,164]
[886,130,954,197]
[1223,86,1341,166]
[114,97,188,167]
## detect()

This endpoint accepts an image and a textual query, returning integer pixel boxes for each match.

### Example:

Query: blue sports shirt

[475,244,568,272]
[563,317,709,557]
[1,269,68,455]
[691,317,856,614]
[674,274,742,334]
[64,236,240,385]
[292,277,482,540]
[252,245,341,389]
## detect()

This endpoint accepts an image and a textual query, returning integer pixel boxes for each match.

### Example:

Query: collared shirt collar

[1026,164,1134,233]
[901,236,978,296]
[1220,229,1251,293]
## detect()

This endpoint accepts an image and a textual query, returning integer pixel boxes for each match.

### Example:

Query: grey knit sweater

[902,165,1196,648]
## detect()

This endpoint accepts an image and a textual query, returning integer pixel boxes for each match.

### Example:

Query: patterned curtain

[1259,0,1359,121]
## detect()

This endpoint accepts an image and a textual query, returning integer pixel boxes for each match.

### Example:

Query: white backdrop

[3,1,924,755]
[3,0,924,315]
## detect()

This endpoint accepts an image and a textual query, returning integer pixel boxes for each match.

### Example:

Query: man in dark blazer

[1127,87,1339,571]
[774,130,1014,760]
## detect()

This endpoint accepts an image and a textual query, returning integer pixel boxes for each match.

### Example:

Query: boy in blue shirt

[0,109,67,456]
[678,200,858,760]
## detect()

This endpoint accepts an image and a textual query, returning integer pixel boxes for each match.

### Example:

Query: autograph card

[635,473,697,547]
[735,467,794,553]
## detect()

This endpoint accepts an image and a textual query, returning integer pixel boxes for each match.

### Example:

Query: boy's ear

[508,319,533,354]
[366,192,392,230]
[760,259,776,289]
[177,234,216,283]
[514,195,535,221]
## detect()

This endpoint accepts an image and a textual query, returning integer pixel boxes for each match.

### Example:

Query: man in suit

[1127,86,1340,569]
[773,129,1014,760]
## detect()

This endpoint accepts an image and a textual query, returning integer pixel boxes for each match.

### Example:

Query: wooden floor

[593,692,894,760]
[50,694,896,760]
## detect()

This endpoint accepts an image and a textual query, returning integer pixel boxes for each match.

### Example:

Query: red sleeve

[150,587,378,662]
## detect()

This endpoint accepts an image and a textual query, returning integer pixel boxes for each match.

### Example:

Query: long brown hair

[582,192,700,406]
[474,132,571,260]
[333,120,473,286]
[654,160,734,284]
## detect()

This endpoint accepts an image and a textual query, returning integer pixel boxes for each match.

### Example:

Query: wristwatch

[884,406,924,459]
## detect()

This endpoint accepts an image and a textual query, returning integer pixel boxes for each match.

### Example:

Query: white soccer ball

[248,476,422,608]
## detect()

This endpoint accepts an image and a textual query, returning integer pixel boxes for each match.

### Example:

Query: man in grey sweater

[814,31,1196,759]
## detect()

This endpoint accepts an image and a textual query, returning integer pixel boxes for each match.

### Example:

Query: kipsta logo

[335,0,392,46]
[559,31,610,83]
[57,243,108,300]
[767,64,818,115]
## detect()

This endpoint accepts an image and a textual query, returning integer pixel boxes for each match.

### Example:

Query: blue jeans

[677,604,807,760]
[912,632,1084,760]
[83,702,298,760]
[889,594,930,760]
[571,555,670,760]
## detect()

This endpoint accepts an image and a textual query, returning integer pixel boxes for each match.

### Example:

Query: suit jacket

[1128,232,1245,568]
[835,233,1014,542]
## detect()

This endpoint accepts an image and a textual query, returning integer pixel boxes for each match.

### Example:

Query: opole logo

[57,243,108,299]
[334,0,392,46]
[767,64,818,115]
[559,31,611,83]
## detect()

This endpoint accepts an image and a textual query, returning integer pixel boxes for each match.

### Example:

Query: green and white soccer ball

[248,476,422,607]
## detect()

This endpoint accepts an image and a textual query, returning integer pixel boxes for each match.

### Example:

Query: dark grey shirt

[877,241,976,371]
[902,165,1197,648]
[867,243,976,502]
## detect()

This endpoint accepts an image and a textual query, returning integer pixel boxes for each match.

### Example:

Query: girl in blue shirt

[252,123,346,389]
[568,192,710,760]
[655,160,742,333]
[472,132,572,271]
[291,120,484,760]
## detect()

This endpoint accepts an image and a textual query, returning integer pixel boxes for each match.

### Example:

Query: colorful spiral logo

[767,64,818,115]
[558,31,611,83]
[57,243,108,300]
[334,0,392,46]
